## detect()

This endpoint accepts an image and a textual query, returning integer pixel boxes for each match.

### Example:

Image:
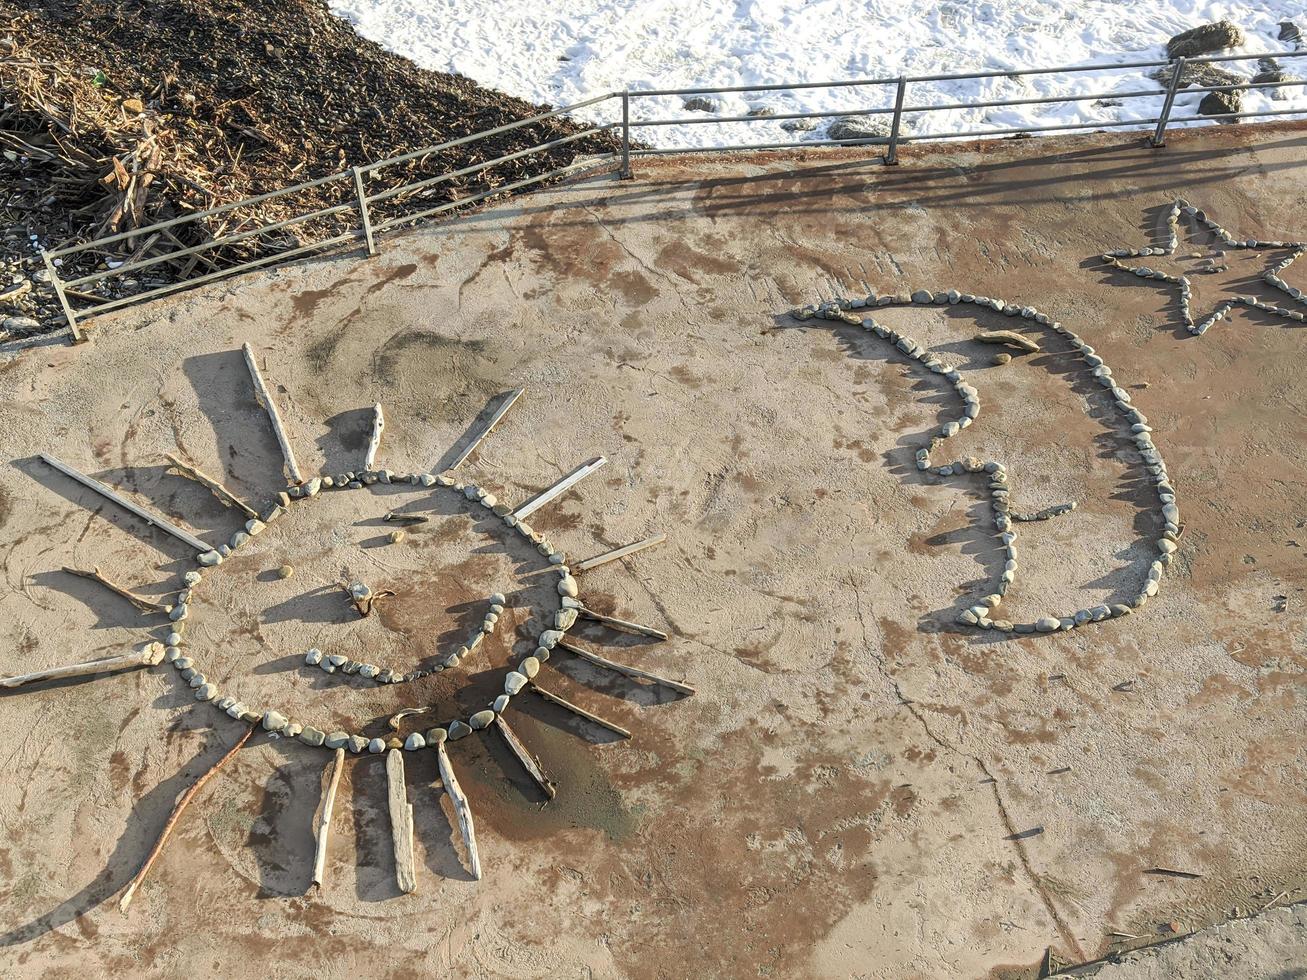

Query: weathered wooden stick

[435,741,482,880]
[556,639,695,696]
[241,342,303,484]
[364,403,385,472]
[1,642,165,690]
[575,533,666,572]
[63,566,172,614]
[39,453,210,553]
[449,388,524,470]
[578,607,669,641]
[529,681,632,739]
[163,453,259,519]
[386,749,417,894]
[493,715,556,800]
[119,723,256,911]
[310,748,345,891]
[512,456,607,520]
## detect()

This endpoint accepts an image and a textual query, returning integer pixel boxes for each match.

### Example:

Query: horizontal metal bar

[627,49,1307,99]
[46,169,353,258]
[69,232,358,317]
[1165,106,1307,124]
[908,114,1168,141]
[630,135,900,156]
[630,105,895,128]
[367,127,605,205]
[899,87,1169,115]
[63,201,358,287]
[358,92,617,174]
[371,157,615,232]
[1179,78,1307,96]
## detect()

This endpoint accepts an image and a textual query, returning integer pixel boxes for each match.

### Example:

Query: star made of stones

[1100,198,1306,335]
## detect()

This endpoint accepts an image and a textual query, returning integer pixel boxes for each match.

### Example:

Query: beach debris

[164,453,259,519]
[577,606,670,640]
[386,749,417,894]
[512,456,607,519]
[575,532,666,572]
[975,329,1040,352]
[364,403,385,471]
[435,740,481,880]
[530,681,632,739]
[311,748,346,891]
[557,639,694,695]
[448,387,525,470]
[1,641,166,689]
[62,566,172,614]
[241,342,303,484]
[119,723,256,911]
[493,715,556,800]
[39,453,211,553]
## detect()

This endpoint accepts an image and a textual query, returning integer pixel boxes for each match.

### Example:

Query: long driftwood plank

[241,343,303,484]
[386,748,417,894]
[529,682,632,739]
[39,453,210,553]
[556,639,695,696]
[575,533,666,572]
[448,388,524,470]
[493,715,556,800]
[1,642,165,690]
[435,741,482,880]
[310,747,346,891]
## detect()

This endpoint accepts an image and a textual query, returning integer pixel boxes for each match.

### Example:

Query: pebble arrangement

[795,288,1179,634]
[168,469,589,755]
[1101,198,1307,335]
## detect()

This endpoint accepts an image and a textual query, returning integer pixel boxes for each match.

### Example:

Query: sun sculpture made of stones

[1100,198,1306,335]
[17,344,691,904]
[795,289,1178,635]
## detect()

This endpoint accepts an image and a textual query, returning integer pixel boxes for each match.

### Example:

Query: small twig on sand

[63,565,172,613]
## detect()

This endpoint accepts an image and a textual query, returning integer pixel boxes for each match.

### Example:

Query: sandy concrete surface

[1,123,1305,979]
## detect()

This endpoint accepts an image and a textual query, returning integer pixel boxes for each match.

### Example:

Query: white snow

[328,1,1305,149]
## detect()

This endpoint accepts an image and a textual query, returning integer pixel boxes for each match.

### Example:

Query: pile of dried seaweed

[0,0,620,338]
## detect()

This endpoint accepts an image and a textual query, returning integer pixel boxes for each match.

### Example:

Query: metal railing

[43,49,1307,341]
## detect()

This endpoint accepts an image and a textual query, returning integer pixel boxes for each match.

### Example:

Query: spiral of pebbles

[795,288,1179,635]
[166,469,581,752]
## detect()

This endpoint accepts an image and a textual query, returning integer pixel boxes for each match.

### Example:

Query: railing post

[1152,56,1187,147]
[885,77,907,165]
[352,166,378,256]
[620,90,632,179]
[42,250,83,343]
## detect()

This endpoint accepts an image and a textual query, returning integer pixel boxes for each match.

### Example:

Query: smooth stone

[226,702,248,718]
[188,672,206,688]
[426,727,448,744]
[345,735,368,754]
[557,574,579,597]
[304,478,323,496]
[284,721,303,738]
[263,710,289,731]
[217,696,236,710]
[469,709,496,730]
[164,646,182,662]
[367,737,386,754]
[556,608,579,631]
[1035,616,1060,632]
[173,656,193,670]
[229,531,250,549]
[505,672,528,695]
[419,473,436,487]
[1158,539,1177,554]
[299,727,326,747]
[305,648,323,666]
[520,656,540,678]
[1073,609,1092,625]
[183,571,202,587]
[492,694,510,713]
[404,732,427,751]
[448,720,472,741]
[197,550,222,566]
[538,629,564,649]
[169,604,189,622]
[195,683,218,701]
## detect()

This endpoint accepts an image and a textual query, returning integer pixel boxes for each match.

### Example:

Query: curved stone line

[163,468,583,755]
[795,288,1178,635]
[1101,198,1307,335]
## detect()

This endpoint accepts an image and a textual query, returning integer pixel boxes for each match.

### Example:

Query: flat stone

[226,702,248,719]
[263,710,289,731]
[195,683,218,701]
[367,737,386,754]
[505,672,528,695]
[557,574,579,597]
[404,732,426,751]
[1035,616,1060,632]
[538,629,564,649]
[324,731,349,749]
[197,550,222,566]
[426,727,448,744]
[492,694,510,713]
[556,608,579,631]
[169,604,189,622]
[448,720,472,741]
[469,709,496,729]
[299,726,326,747]
[347,735,369,754]
[305,648,323,665]
[520,656,540,678]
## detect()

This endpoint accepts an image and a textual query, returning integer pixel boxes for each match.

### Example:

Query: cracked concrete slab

[0,122,1305,978]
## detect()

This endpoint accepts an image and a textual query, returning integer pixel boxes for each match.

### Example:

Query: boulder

[682,96,718,113]
[1151,62,1240,91]
[1198,89,1242,120]
[827,114,891,143]
[1252,69,1300,101]
[1166,21,1244,60]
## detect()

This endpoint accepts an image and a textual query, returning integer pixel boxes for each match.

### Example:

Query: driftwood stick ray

[39,453,210,553]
